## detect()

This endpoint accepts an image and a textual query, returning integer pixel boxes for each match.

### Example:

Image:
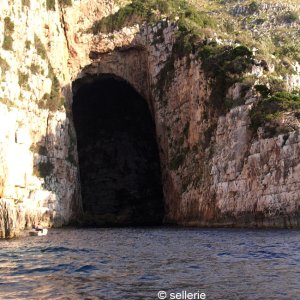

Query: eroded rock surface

[0,0,299,237]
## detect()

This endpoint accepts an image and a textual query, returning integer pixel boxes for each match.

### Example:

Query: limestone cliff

[0,0,299,237]
[0,0,81,237]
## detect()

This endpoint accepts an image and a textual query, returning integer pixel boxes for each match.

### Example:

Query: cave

[72,75,164,226]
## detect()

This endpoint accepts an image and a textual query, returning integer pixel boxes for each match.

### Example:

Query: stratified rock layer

[0,0,299,237]
[0,0,81,237]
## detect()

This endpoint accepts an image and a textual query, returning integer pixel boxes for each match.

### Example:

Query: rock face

[211,105,300,227]
[0,0,299,237]
[0,0,81,237]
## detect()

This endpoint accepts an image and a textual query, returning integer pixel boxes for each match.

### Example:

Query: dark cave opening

[72,75,164,226]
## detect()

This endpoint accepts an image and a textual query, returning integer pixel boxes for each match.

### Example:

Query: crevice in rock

[59,6,77,58]
[72,74,164,226]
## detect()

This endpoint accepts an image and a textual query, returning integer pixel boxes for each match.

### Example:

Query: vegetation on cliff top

[93,0,247,110]
[92,0,299,90]
[250,91,300,135]
[90,0,300,137]
[92,0,215,34]
[190,0,300,76]
[93,0,300,65]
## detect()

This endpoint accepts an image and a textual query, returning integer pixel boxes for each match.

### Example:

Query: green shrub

[91,1,147,34]
[91,0,215,34]
[0,57,9,73]
[275,60,296,77]
[22,0,30,7]
[156,21,253,106]
[278,11,299,24]
[30,63,40,74]
[275,44,300,61]
[2,36,13,50]
[0,97,14,107]
[34,34,47,59]
[198,44,253,76]
[250,92,300,133]
[268,92,300,110]
[155,11,217,100]
[33,160,54,178]
[38,93,50,109]
[25,40,31,50]
[3,17,14,51]
[223,19,235,33]
[254,18,266,25]
[173,22,198,58]
[18,71,29,88]
[231,45,252,57]
[4,17,14,33]
[254,84,270,98]
[169,153,185,170]
[268,77,288,94]
[30,144,47,155]
[58,0,72,6]
[197,43,223,61]
[48,75,64,111]
[248,1,259,14]
[38,74,64,112]
[46,0,55,11]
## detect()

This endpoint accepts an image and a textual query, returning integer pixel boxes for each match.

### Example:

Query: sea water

[0,228,299,299]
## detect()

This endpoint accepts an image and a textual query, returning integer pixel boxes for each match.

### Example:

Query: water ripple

[0,228,299,299]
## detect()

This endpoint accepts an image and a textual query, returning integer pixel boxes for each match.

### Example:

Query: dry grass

[188,0,300,8]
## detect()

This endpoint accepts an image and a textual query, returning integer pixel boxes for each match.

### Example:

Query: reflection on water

[0,228,299,299]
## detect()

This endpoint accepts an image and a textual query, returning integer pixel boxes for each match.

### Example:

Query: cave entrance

[72,75,164,226]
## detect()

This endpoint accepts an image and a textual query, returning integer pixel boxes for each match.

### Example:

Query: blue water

[0,228,299,299]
